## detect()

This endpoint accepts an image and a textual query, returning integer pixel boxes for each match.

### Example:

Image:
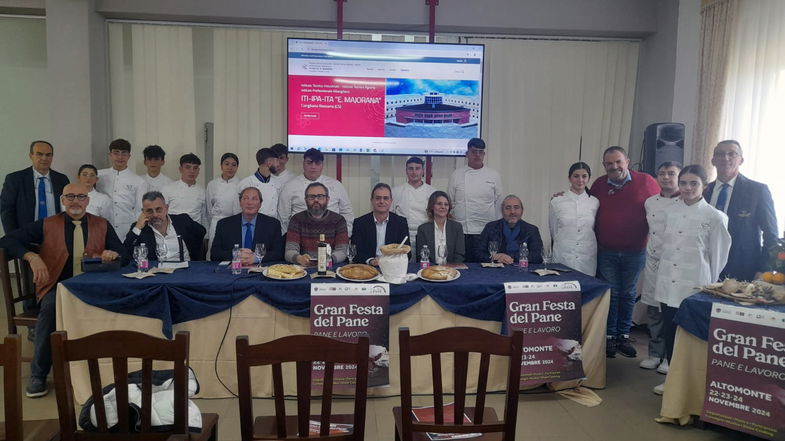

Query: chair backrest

[1,248,36,335]
[398,327,523,441]
[50,330,191,441]
[236,334,370,441]
[1,334,24,441]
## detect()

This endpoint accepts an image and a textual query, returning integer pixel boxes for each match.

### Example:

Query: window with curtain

[719,0,785,234]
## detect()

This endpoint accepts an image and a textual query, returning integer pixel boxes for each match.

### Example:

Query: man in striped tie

[0,183,127,398]
[705,140,778,281]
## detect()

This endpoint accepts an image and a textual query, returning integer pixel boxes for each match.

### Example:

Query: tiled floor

[1,308,762,440]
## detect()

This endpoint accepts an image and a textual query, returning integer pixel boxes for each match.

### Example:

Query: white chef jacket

[86,189,113,222]
[142,173,174,194]
[96,167,146,237]
[276,169,296,186]
[161,180,207,227]
[447,165,504,235]
[237,174,281,220]
[654,198,731,308]
[205,176,241,247]
[392,181,436,250]
[639,194,680,306]
[548,190,599,276]
[278,174,354,236]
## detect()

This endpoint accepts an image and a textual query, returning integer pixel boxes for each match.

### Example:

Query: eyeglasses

[62,194,88,201]
[305,194,327,201]
[713,151,740,159]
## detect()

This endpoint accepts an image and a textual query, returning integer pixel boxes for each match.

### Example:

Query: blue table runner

[63,262,609,338]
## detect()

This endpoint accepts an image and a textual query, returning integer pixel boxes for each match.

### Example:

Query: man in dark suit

[351,183,410,265]
[1,140,70,232]
[210,187,284,263]
[705,140,778,281]
[476,195,544,264]
[123,191,206,261]
[0,183,127,398]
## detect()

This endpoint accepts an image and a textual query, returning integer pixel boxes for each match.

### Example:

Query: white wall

[0,16,49,235]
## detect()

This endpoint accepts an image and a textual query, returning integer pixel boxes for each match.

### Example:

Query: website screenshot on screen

[287,39,485,157]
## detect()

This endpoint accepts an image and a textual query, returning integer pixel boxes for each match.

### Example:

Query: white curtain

[720,0,785,233]
[109,23,197,181]
[465,38,640,242]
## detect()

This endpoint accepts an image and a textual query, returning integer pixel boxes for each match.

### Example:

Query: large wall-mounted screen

[287,38,485,156]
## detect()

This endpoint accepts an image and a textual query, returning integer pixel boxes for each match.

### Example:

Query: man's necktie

[72,220,84,276]
[715,183,729,212]
[244,223,253,249]
[38,177,47,219]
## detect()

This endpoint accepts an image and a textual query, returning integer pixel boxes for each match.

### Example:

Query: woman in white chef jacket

[549,162,599,276]
[205,153,241,254]
[652,164,731,392]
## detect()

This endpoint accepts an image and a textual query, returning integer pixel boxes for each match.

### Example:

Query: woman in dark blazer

[416,191,465,264]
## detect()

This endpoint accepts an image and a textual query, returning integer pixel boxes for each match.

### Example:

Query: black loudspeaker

[643,122,685,174]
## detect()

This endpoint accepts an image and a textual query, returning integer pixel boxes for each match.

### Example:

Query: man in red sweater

[591,146,659,358]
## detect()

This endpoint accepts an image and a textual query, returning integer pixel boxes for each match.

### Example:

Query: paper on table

[532,269,560,276]
[480,262,504,268]
[247,266,265,273]
[122,271,156,279]
[149,266,176,274]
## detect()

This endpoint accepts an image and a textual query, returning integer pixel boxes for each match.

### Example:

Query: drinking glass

[156,242,168,261]
[133,246,145,272]
[347,243,357,264]
[487,241,499,263]
[542,245,553,270]
[254,243,266,267]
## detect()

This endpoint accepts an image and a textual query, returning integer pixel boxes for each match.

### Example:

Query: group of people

[0,135,777,400]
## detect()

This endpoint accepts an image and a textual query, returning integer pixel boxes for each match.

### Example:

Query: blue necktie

[715,183,729,212]
[243,223,253,249]
[37,177,47,219]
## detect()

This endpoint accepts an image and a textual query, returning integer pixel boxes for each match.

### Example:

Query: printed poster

[701,304,785,440]
[504,281,584,386]
[310,283,390,392]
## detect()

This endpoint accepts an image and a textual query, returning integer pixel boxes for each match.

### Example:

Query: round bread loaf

[421,265,458,281]
[380,243,411,255]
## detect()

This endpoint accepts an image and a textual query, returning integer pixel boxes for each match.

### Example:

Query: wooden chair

[0,334,59,441]
[1,248,39,336]
[393,327,523,441]
[235,334,370,441]
[50,330,218,441]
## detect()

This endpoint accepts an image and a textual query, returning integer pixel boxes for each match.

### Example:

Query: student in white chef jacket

[392,156,435,252]
[447,138,504,262]
[141,145,174,193]
[271,143,296,186]
[77,164,113,221]
[161,153,207,228]
[238,147,282,222]
[652,164,730,394]
[205,152,241,252]
[549,162,599,276]
[96,138,146,237]
[278,148,354,236]
[638,161,681,374]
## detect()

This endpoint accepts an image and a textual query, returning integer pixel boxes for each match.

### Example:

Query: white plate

[417,268,461,282]
[336,267,379,282]
[263,266,307,281]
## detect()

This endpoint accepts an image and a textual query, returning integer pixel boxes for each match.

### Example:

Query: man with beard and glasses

[590,146,659,359]
[284,182,349,266]
[0,183,127,398]
[238,147,282,220]
[123,191,206,262]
